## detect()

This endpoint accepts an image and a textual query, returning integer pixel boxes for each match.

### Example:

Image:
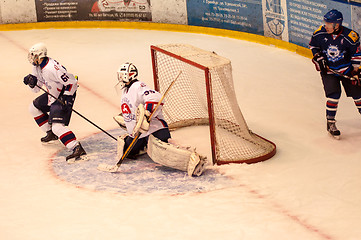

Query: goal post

[151,44,276,165]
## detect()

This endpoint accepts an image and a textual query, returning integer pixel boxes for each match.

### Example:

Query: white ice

[1,28,361,240]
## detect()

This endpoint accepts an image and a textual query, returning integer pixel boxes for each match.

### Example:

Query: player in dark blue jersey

[309,9,361,139]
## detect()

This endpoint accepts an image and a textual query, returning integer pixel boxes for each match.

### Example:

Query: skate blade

[66,154,88,164]
[97,163,119,172]
[328,133,341,140]
[41,140,60,145]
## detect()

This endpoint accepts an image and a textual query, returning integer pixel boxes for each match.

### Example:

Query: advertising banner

[35,0,152,22]
[32,0,361,50]
[186,0,361,49]
[286,0,351,47]
[187,0,264,35]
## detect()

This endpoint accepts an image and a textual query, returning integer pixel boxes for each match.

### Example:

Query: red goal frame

[151,45,276,165]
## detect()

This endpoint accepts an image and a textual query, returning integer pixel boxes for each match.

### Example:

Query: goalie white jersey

[121,80,167,138]
[30,57,78,105]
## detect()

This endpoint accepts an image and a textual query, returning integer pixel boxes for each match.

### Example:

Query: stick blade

[97,163,119,172]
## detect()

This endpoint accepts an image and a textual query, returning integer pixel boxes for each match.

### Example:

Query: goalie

[114,62,206,176]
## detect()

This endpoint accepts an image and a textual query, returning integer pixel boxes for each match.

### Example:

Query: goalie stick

[36,84,117,141]
[97,71,182,173]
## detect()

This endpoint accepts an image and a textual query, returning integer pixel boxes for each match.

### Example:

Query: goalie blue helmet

[324,9,343,25]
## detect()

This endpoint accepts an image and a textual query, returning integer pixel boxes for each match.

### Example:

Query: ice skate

[66,143,87,163]
[41,130,58,143]
[327,119,341,140]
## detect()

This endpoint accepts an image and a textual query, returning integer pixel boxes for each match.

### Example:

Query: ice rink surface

[1,27,361,240]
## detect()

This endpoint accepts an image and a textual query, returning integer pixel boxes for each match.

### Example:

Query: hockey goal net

[151,44,276,165]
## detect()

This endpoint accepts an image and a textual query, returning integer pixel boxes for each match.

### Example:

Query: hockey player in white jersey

[23,43,86,161]
[114,63,206,176]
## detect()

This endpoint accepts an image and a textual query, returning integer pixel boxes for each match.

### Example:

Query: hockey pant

[321,73,361,119]
[29,93,78,149]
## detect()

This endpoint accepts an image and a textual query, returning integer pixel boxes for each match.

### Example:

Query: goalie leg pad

[147,135,207,176]
[188,153,207,177]
[117,133,128,160]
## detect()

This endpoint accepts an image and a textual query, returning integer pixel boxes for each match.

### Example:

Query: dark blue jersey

[309,25,361,75]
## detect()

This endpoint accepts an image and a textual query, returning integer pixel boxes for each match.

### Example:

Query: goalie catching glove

[133,104,151,135]
[113,113,126,129]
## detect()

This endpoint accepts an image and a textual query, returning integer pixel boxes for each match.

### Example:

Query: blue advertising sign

[187,0,264,35]
[287,0,351,47]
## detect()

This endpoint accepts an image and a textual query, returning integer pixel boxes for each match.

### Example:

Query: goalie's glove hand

[60,94,74,112]
[23,74,38,88]
[133,104,151,135]
[114,113,127,129]
[312,52,328,74]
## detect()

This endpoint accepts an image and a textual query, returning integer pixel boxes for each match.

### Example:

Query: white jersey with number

[31,57,78,105]
[121,81,168,138]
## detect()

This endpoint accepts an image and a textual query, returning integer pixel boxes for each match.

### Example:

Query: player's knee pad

[51,123,66,137]
[29,102,50,128]
[29,102,44,117]
[33,93,51,113]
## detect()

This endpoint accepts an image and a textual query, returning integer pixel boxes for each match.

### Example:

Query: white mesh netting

[151,44,276,165]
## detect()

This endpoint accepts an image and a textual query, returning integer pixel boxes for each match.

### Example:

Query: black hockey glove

[23,74,38,88]
[60,95,74,112]
[351,67,361,86]
[312,53,328,74]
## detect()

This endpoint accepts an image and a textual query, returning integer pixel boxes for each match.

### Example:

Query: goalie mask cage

[151,44,276,165]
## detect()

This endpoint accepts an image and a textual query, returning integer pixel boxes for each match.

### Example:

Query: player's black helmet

[324,9,343,25]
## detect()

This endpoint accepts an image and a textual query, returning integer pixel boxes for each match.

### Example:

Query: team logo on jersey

[326,45,344,63]
[121,102,136,122]
[121,103,131,114]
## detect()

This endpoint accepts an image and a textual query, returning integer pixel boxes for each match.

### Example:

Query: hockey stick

[36,84,117,141]
[97,71,182,172]
[327,67,360,86]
